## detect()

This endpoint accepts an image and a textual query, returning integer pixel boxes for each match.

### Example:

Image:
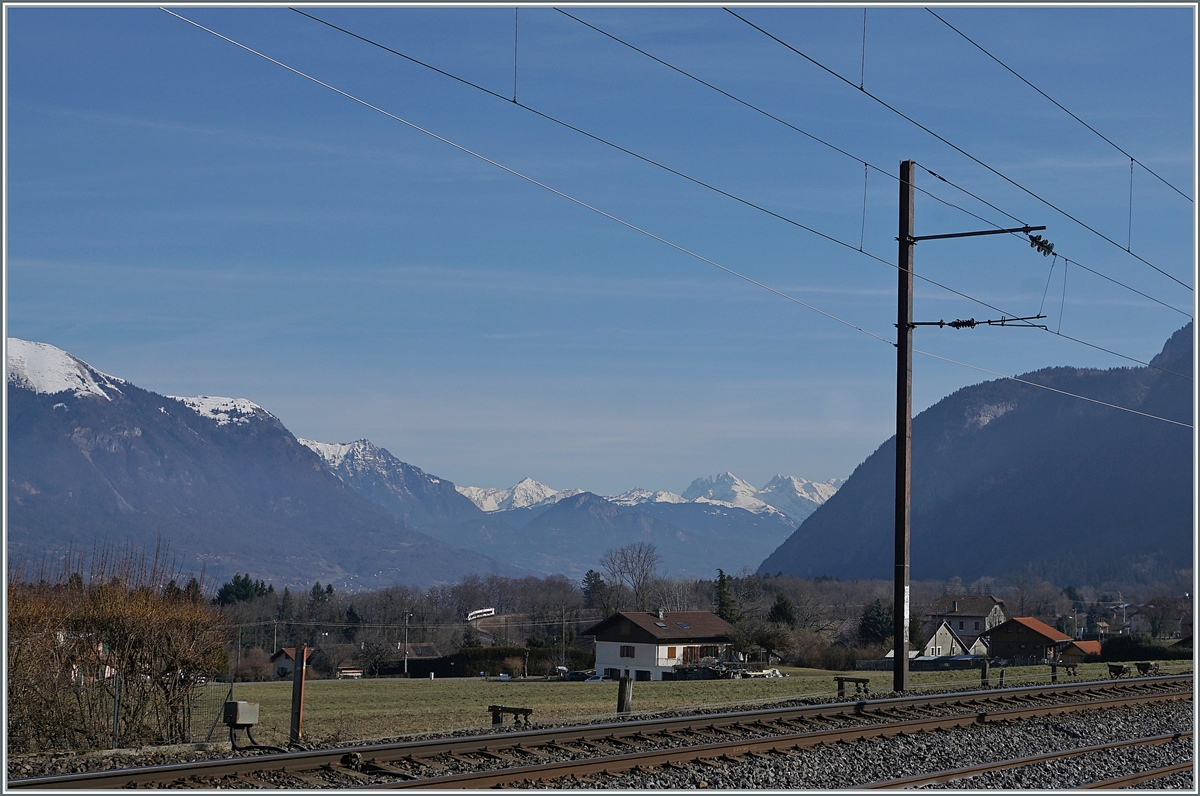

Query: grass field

[225,660,1192,747]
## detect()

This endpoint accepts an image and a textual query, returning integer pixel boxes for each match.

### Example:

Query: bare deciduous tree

[600,542,662,611]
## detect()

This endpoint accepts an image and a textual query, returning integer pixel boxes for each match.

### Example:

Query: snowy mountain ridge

[7,338,125,400]
[460,471,844,525]
[608,488,686,506]
[168,395,270,426]
[456,478,583,512]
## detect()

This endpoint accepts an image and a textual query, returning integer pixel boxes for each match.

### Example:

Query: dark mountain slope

[759,323,1193,584]
[7,359,522,589]
[300,438,485,530]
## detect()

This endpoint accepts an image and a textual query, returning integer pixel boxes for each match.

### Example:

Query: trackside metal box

[223,700,260,727]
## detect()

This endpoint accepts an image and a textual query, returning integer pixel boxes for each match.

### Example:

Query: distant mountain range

[759,323,1194,586]
[7,338,838,587]
[454,471,844,528]
[6,340,522,589]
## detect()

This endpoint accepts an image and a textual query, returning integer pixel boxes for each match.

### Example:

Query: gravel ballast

[544,701,1193,790]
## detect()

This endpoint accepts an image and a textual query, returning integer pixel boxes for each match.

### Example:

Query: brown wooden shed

[979,617,1072,665]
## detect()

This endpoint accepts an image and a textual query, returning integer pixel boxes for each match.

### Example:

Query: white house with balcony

[583,610,735,681]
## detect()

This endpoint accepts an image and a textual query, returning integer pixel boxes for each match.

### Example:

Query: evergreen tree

[214,573,271,606]
[859,599,894,645]
[277,587,294,621]
[581,570,605,610]
[343,604,362,642]
[309,581,326,611]
[715,569,741,624]
[767,592,797,628]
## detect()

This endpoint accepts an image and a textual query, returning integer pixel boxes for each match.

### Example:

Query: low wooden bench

[1135,661,1160,676]
[1107,663,1129,679]
[488,705,533,726]
[834,676,870,698]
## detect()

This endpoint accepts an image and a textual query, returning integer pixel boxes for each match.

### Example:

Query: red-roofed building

[979,617,1072,665]
[583,611,734,681]
[1060,640,1102,664]
[269,647,312,679]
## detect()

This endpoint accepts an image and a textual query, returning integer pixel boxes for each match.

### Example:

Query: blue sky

[6,5,1195,496]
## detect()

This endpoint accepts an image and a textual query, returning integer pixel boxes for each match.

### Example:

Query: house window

[604,668,620,679]
[935,646,941,656]
[620,645,635,658]
[635,670,651,681]
[666,646,677,659]
[974,621,980,630]
[959,621,964,630]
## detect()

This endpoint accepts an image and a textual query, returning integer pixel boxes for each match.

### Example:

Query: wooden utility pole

[894,160,915,693]
[890,160,1049,693]
[290,645,307,743]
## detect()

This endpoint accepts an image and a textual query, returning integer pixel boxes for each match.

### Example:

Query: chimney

[952,600,958,613]
[657,608,665,620]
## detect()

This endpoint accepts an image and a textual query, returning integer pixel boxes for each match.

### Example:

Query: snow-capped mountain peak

[7,338,125,400]
[167,395,269,426]
[682,472,769,512]
[760,474,843,505]
[456,478,581,512]
[607,487,686,506]
[298,438,362,469]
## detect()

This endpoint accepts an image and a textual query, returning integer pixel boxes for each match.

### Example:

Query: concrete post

[616,676,633,714]
[981,659,990,688]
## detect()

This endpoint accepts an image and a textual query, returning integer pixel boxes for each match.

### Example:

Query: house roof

[919,618,970,652]
[270,647,312,663]
[928,594,1005,618]
[980,616,1072,643]
[1066,640,1102,655]
[583,611,734,642]
[401,643,439,659]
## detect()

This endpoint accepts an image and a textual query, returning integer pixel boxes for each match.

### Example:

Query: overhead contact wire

[554,7,1187,315]
[926,8,1193,203]
[295,9,1190,380]
[162,9,1194,425]
[913,348,1191,429]
[163,8,890,347]
[289,11,1065,339]
[545,8,1194,367]
[725,8,1193,293]
[915,162,1191,320]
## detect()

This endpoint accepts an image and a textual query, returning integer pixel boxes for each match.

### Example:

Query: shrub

[7,543,227,753]
[1100,634,1191,662]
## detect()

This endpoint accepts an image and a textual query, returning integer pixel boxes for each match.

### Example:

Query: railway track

[858,732,1192,789]
[9,674,1191,789]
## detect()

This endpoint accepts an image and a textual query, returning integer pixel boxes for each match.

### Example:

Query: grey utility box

[223,700,260,728]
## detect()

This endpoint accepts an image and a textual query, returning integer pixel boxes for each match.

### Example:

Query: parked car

[584,674,611,682]
[563,670,592,682]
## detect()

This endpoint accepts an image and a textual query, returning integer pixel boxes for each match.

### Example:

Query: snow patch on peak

[682,472,767,512]
[968,402,1016,429]
[168,395,267,426]
[456,478,580,512]
[298,438,361,468]
[760,475,843,506]
[607,488,686,506]
[7,338,125,400]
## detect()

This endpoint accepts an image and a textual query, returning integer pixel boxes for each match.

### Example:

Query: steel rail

[857,731,1192,788]
[1078,760,1195,789]
[357,691,1193,790]
[8,675,1190,790]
